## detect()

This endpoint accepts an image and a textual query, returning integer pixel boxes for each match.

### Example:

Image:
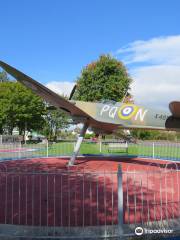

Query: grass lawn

[1,141,180,161]
[24,142,180,160]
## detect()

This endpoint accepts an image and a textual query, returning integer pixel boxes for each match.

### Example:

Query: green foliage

[0,81,46,136]
[0,72,70,140]
[113,129,128,139]
[131,130,157,140]
[84,133,95,139]
[74,54,132,102]
[176,132,180,141]
[42,109,69,141]
[0,70,9,82]
[131,129,177,141]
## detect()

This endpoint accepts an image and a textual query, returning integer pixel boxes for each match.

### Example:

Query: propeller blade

[69,84,77,100]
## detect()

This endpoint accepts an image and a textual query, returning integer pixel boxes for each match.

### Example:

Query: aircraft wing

[0,61,89,118]
[169,101,180,118]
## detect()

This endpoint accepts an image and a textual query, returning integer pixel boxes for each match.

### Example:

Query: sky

[1,0,180,109]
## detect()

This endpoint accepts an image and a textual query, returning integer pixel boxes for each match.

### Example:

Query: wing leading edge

[0,61,89,118]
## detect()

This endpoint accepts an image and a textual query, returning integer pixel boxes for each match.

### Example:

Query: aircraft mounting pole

[68,123,89,166]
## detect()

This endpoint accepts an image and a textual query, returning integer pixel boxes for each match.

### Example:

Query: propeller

[69,84,77,100]
[45,84,77,110]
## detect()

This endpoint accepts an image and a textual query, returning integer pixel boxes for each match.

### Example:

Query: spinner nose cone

[169,101,180,118]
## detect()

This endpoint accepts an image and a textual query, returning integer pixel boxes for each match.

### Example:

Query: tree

[131,129,177,141]
[74,54,132,102]
[0,70,9,82]
[42,109,69,140]
[131,129,157,140]
[0,81,46,138]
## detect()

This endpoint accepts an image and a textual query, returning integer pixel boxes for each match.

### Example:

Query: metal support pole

[25,122,27,145]
[153,142,155,158]
[18,141,22,159]
[46,139,49,158]
[68,123,88,166]
[117,164,123,237]
[99,135,102,153]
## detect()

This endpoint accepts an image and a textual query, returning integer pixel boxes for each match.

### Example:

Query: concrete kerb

[0,218,180,239]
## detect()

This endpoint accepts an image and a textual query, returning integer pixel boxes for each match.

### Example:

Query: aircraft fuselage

[74,101,175,131]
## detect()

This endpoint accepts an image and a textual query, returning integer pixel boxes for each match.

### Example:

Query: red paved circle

[0,157,179,226]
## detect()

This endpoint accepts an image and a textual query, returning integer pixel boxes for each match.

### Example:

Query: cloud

[46,81,75,97]
[116,35,180,109]
[45,35,180,111]
[131,65,180,110]
[117,35,180,65]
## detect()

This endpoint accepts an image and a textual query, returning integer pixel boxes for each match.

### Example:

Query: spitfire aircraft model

[0,61,180,166]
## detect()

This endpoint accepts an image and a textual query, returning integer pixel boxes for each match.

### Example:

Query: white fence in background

[0,140,180,161]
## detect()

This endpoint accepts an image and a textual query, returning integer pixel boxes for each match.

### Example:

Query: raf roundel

[121,106,134,116]
[118,104,138,120]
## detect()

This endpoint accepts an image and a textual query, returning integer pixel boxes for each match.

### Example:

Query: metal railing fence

[1,140,180,162]
[0,162,179,238]
[0,164,118,238]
